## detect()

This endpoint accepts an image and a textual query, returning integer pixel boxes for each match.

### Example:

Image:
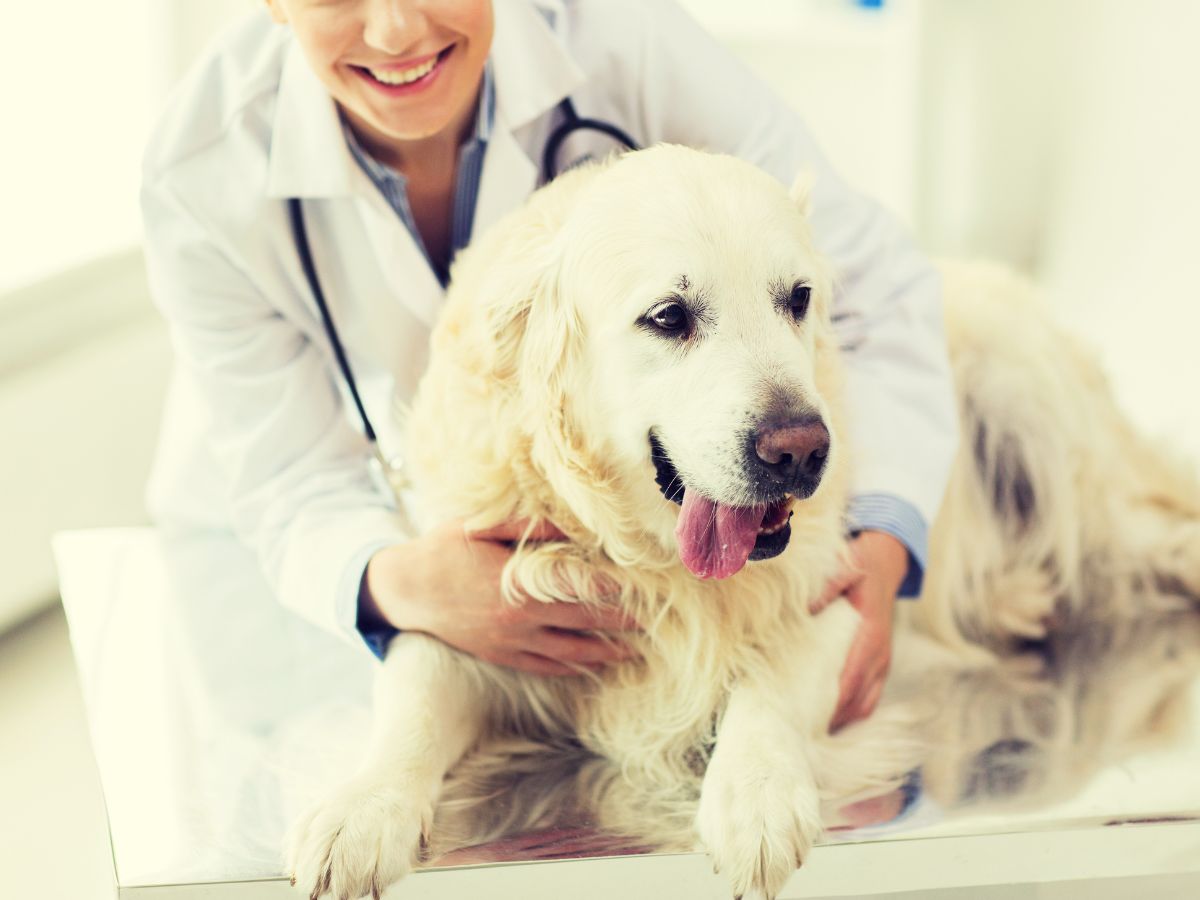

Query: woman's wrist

[360,540,428,633]
[854,531,910,599]
[357,563,392,633]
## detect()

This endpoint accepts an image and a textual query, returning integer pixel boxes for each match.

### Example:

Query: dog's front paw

[695,744,822,900]
[285,776,434,900]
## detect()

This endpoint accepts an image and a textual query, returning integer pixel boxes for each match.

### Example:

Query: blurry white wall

[1040,0,1200,453]
[916,0,1073,268]
[0,0,254,295]
[680,0,924,228]
[0,1,152,294]
[918,0,1200,452]
[147,0,257,98]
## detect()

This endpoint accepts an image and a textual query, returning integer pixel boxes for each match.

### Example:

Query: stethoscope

[287,98,639,494]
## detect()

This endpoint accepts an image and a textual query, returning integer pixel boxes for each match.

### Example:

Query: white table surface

[53,528,1200,899]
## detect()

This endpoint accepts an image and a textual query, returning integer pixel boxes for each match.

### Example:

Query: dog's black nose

[753,418,830,494]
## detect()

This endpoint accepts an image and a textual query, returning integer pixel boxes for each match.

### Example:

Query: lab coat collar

[472,0,585,234]
[265,0,583,202]
[266,42,359,199]
[490,0,584,133]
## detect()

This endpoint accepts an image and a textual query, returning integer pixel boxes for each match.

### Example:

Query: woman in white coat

[141,0,958,728]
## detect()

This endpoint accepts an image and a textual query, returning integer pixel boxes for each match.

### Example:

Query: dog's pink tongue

[675,491,765,579]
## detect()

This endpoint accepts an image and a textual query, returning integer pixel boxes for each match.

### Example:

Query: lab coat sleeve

[600,0,960,587]
[141,176,411,652]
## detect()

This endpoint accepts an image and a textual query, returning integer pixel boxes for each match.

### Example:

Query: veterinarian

[141,0,958,729]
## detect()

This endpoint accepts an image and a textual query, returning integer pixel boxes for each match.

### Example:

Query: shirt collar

[266,0,581,200]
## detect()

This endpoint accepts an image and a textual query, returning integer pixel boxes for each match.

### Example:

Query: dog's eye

[646,302,691,337]
[789,283,812,321]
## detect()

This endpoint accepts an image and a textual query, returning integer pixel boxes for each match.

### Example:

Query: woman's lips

[351,45,454,97]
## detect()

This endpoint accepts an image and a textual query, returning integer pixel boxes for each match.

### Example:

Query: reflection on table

[53,529,1200,890]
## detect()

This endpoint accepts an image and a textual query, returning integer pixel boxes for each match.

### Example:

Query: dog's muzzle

[649,432,798,577]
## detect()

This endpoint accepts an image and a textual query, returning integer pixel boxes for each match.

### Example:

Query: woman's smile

[351,45,456,96]
[267,0,494,146]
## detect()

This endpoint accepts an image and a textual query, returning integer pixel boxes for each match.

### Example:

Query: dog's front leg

[696,601,860,900]
[287,634,485,900]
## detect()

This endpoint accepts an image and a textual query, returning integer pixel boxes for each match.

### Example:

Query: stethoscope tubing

[540,97,639,183]
[287,196,378,444]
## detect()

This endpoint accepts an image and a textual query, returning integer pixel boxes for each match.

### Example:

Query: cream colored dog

[287,146,1200,900]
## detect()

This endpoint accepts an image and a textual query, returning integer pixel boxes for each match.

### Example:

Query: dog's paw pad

[695,754,820,900]
[285,781,433,900]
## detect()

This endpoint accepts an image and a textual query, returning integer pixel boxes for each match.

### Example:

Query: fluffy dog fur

[286,146,1200,900]
[400,607,1200,861]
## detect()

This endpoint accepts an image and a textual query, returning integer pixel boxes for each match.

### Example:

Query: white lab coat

[141,0,958,652]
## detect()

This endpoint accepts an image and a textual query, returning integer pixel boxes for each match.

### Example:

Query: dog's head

[432,146,845,578]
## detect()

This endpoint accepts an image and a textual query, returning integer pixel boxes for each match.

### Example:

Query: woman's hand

[361,519,640,676]
[811,531,909,731]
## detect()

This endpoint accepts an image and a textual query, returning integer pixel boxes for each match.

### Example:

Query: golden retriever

[287,146,1200,900]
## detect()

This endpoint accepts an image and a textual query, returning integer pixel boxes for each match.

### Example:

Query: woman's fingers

[533,628,638,665]
[467,518,569,543]
[831,672,864,733]
[535,600,640,632]
[858,676,886,719]
[813,567,860,613]
[832,656,889,732]
[507,652,583,677]
[509,651,606,677]
[836,672,886,732]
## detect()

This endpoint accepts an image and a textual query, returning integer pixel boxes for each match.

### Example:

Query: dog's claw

[418,821,433,864]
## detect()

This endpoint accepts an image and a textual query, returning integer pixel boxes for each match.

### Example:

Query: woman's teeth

[368,56,438,85]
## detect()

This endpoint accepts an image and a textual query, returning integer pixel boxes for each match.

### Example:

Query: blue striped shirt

[343,62,496,288]
[847,494,927,597]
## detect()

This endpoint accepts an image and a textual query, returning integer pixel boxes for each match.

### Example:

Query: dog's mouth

[650,434,794,579]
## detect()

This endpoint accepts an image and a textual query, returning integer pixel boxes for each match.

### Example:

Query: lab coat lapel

[355,188,441,400]
[356,183,444,331]
[266,42,357,199]
[299,185,440,396]
[472,0,585,236]
[472,121,539,238]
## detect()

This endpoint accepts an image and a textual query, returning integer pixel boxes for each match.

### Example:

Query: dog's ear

[446,162,637,541]
[476,164,605,399]
[473,230,580,423]
[789,169,816,219]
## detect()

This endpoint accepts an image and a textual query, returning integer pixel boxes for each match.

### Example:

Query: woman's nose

[362,0,428,55]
